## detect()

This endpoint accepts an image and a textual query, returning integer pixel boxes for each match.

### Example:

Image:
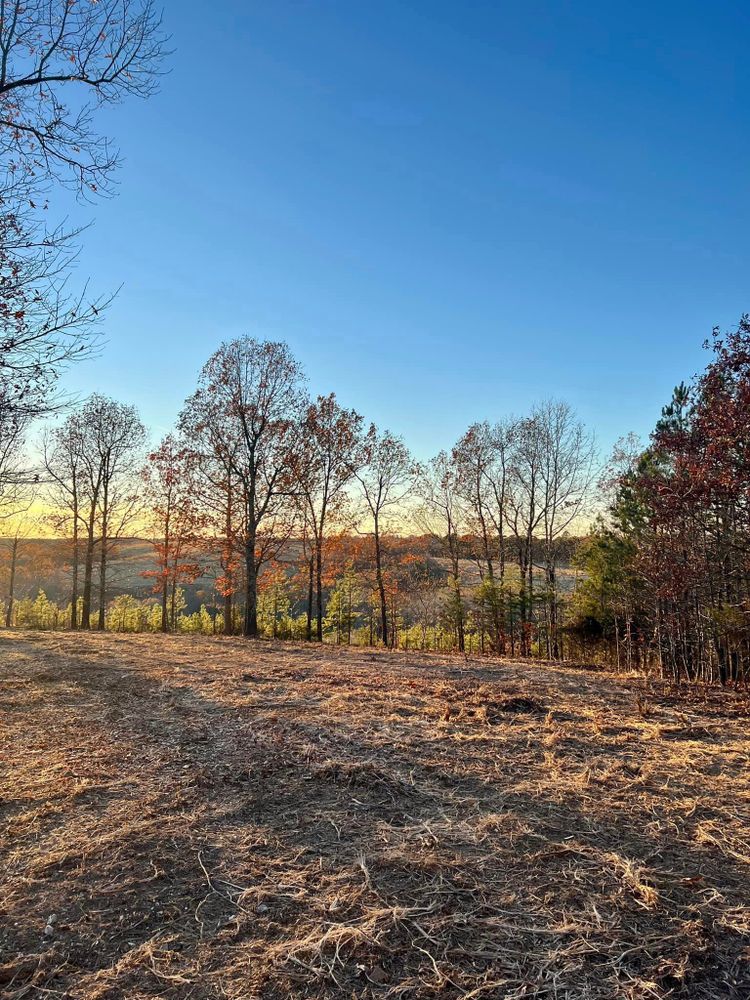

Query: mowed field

[1,635,749,999]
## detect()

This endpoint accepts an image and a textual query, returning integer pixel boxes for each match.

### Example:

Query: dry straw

[1,631,749,998]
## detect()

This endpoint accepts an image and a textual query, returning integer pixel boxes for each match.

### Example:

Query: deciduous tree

[353,425,416,646]
[181,337,305,638]
[295,394,363,642]
[0,0,167,196]
[415,453,467,652]
[142,435,204,632]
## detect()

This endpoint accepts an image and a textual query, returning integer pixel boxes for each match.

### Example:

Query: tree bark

[5,536,19,628]
[306,555,314,641]
[244,519,258,637]
[81,503,97,630]
[374,513,388,646]
[223,484,234,635]
[315,539,324,642]
[70,491,79,630]
[97,540,108,631]
[97,477,109,631]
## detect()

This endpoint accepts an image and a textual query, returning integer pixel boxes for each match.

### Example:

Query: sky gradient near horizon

[56,0,750,461]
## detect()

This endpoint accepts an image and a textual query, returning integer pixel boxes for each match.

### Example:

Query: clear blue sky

[60,0,750,461]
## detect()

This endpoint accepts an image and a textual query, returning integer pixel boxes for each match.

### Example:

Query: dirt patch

[1,631,749,998]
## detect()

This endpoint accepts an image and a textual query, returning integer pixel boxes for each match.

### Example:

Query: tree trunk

[97,480,109,631]
[81,522,96,630]
[97,540,108,631]
[306,555,314,641]
[5,536,19,628]
[70,495,79,630]
[547,563,559,659]
[527,542,535,656]
[449,531,465,653]
[315,540,324,642]
[374,514,388,646]
[223,480,234,635]
[476,491,501,653]
[244,525,258,637]
[517,547,528,656]
[455,579,465,652]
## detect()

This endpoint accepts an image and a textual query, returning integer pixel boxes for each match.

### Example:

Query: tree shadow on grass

[2,633,749,998]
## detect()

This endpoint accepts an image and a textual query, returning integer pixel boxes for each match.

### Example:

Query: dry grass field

[1,633,749,999]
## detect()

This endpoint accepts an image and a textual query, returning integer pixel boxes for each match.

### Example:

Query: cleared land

[1,634,749,999]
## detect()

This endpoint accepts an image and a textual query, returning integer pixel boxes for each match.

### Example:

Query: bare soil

[1,632,749,999]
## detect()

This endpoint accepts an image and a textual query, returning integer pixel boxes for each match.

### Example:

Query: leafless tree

[178,414,243,636]
[42,416,85,626]
[0,0,168,197]
[142,435,204,633]
[2,515,33,626]
[295,394,363,642]
[181,337,305,638]
[502,401,597,657]
[504,414,547,655]
[353,425,416,646]
[46,395,146,629]
[453,424,496,578]
[452,421,508,651]
[87,396,146,629]
[0,207,106,509]
[0,1,166,509]
[534,400,597,656]
[415,452,467,652]
[0,408,34,518]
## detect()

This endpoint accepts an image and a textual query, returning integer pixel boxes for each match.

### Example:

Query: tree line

[4,4,750,686]
[11,315,750,691]
[576,317,750,686]
[0,2,600,662]
[15,335,596,660]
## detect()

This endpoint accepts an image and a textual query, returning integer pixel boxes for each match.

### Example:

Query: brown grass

[1,632,749,998]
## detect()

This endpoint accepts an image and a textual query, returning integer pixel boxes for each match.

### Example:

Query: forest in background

[2,2,750,688]
[4,315,750,693]
[2,362,595,662]
[0,525,585,657]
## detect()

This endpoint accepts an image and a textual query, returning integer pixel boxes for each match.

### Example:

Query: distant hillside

[0,537,220,610]
[0,534,584,613]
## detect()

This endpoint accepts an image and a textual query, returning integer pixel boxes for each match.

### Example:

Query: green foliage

[573,519,640,633]
[107,595,152,633]
[14,591,65,630]
[257,576,294,639]
[323,567,364,644]
[177,605,215,635]
[473,577,502,621]
[440,577,465,642]
[655,381,693,436]
[146,603,163,632]
[168,587,188,626]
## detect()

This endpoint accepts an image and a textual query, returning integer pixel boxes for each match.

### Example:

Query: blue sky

[59,0,750,461]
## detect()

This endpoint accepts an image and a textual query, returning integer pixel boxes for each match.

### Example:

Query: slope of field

[1,634,749,999]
